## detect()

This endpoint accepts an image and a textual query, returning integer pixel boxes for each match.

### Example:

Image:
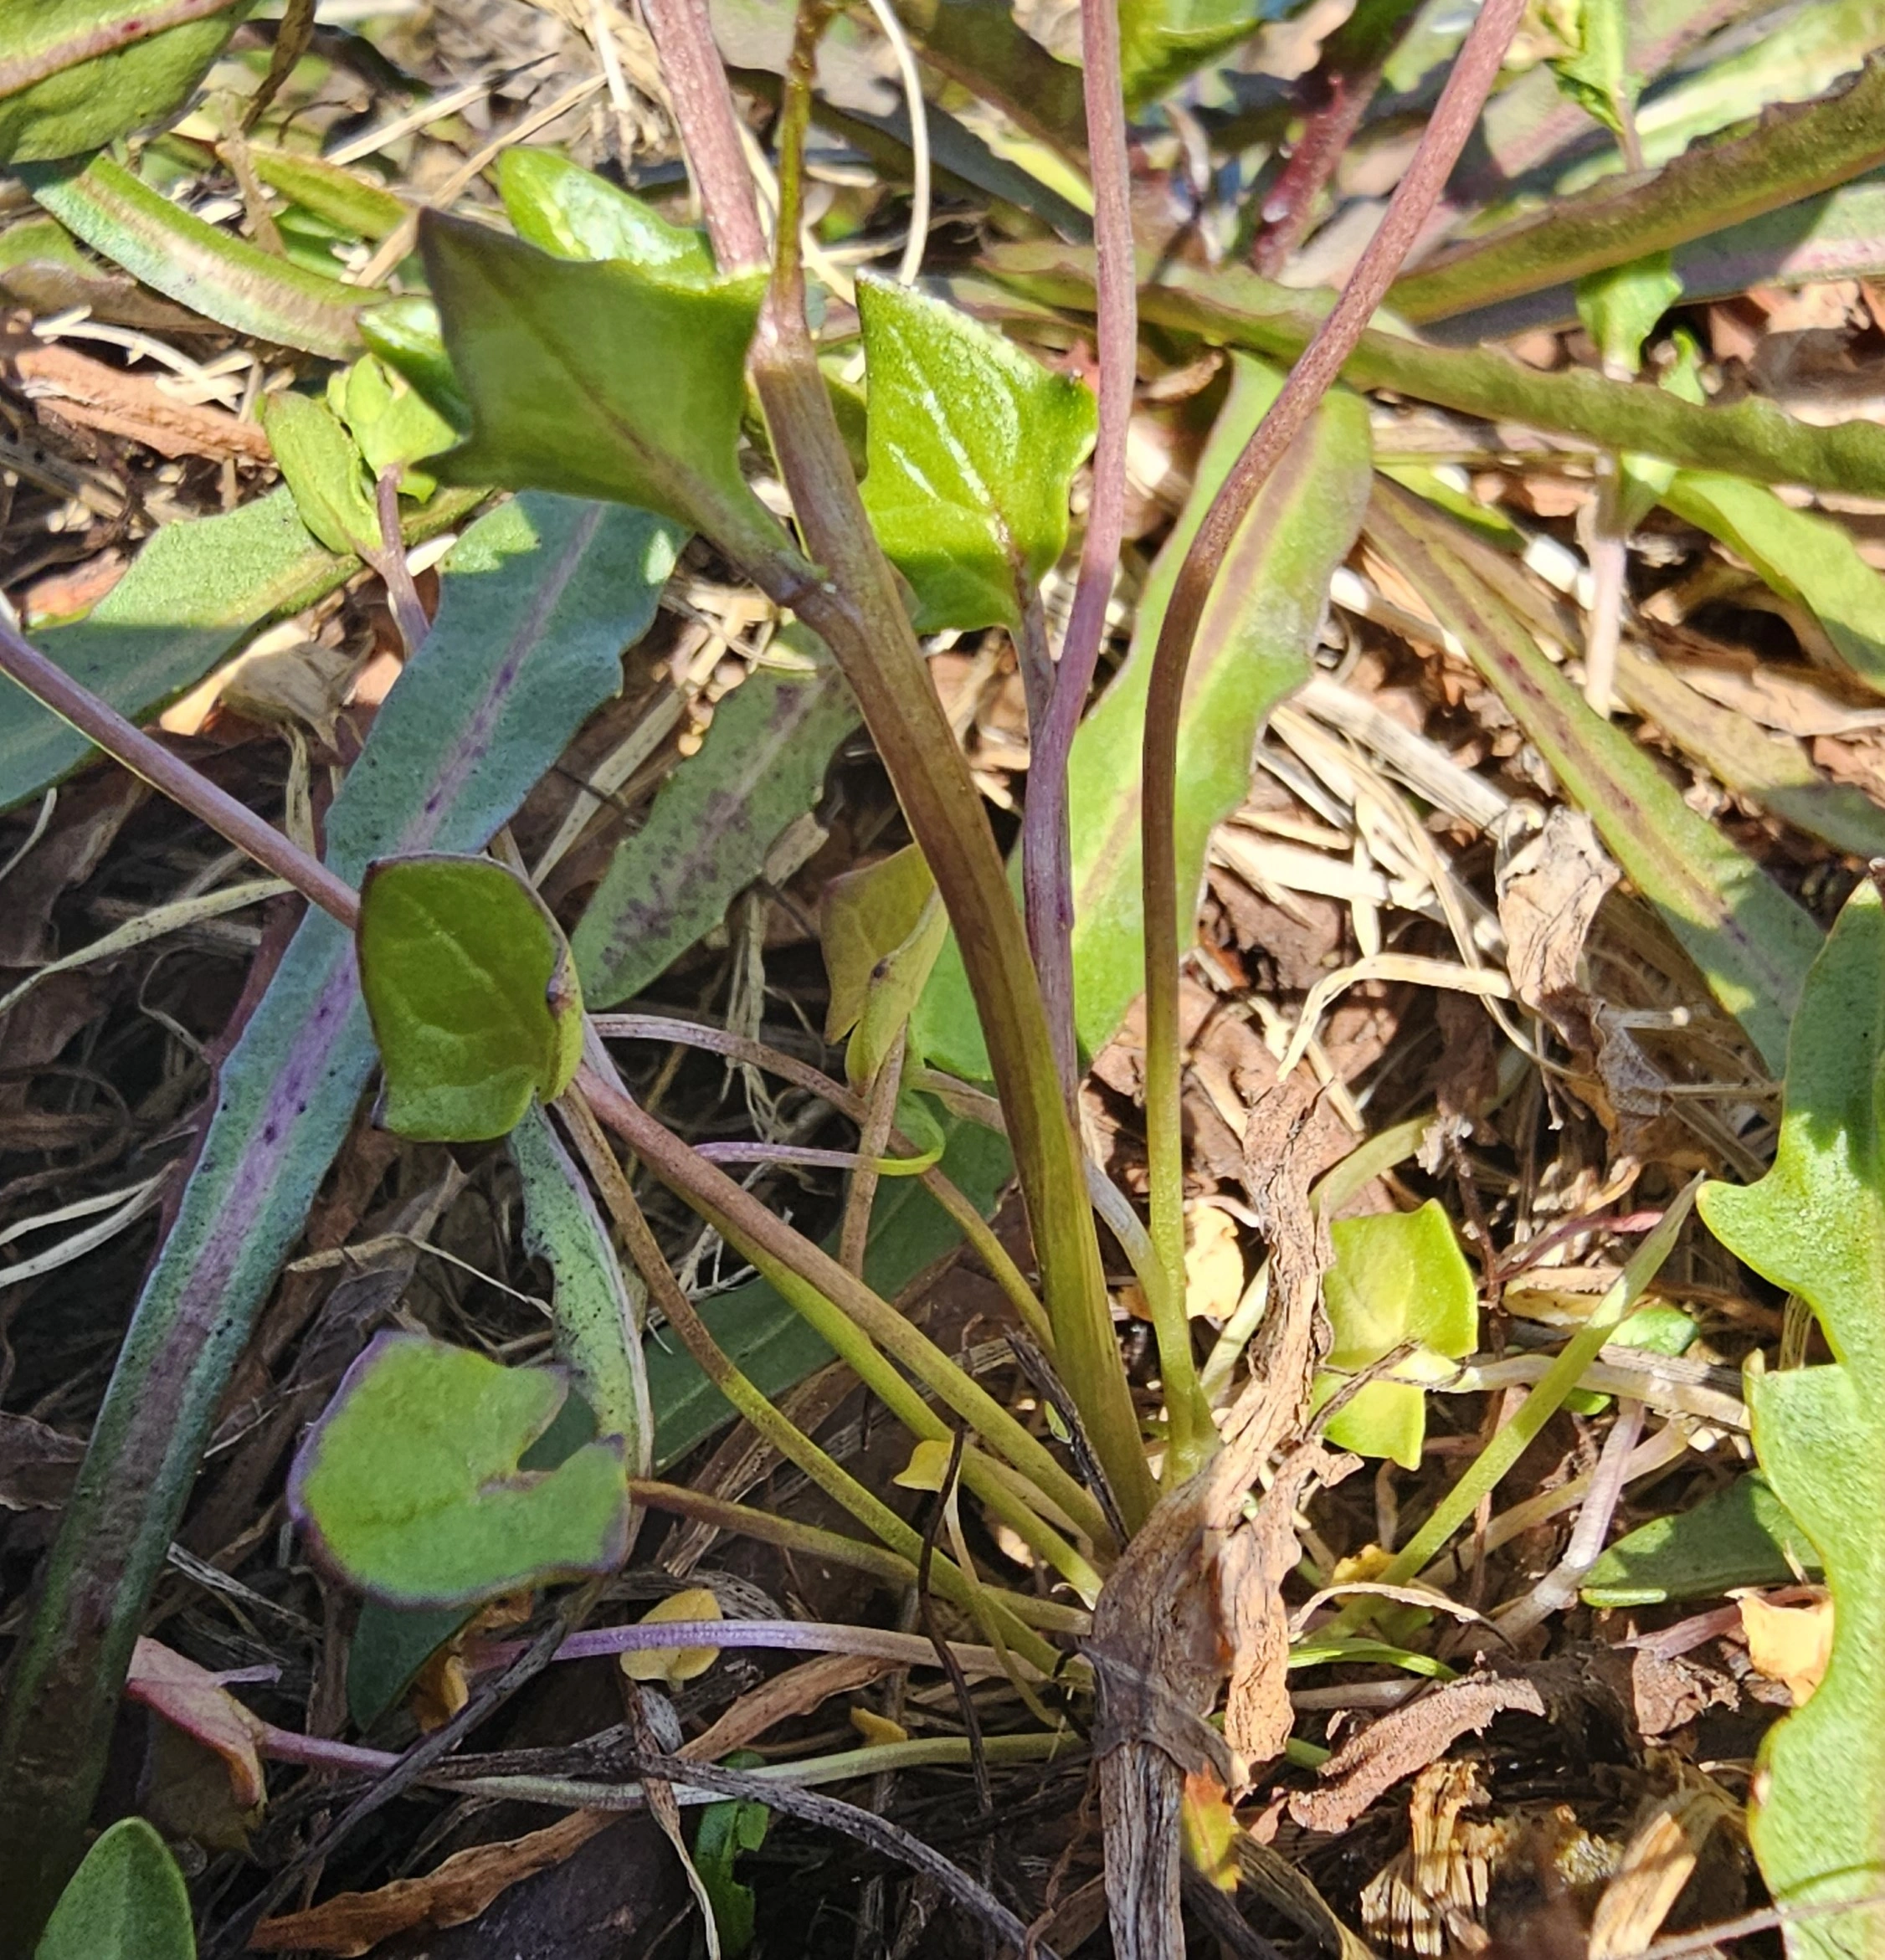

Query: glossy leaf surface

[290,1332,630,1607]
[35,1818,193,1960]
[858,275,1095,631]
[359,854,584,1143]
[1314,1202,1478,1471]
[1698,883,1885,1957]
[498,148,717,277]
[420,213,770,541]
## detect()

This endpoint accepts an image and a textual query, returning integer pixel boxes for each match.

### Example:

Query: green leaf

[420,212,771,541]
[1698,882,1885,1957]
[1118,0,1261,111]
[23,153,363,357]
[358,854,585,1144]
[497,148,717,278]
[290,1331,630,1607]
[0,0,250,166]
[821,844,948,1085]
[1313,1202,1477,1472]
[1574,252,1681,376]
[877,0,1086,159]
[1546,0,1639,141]
[693,1764,770,1959]
[511,1101,650,1460]
[359,297,471,438]
[336,355,456,500]
[0,495,678,1919]
[1389,56,1885,325]
[573,647,859,1008]
[261,392,379,558]
[245,144,408,242]
[913,354,1372,1077]
[1581,1473,1821,1608]
[858,276,1095,631]
[1659,469,1885,694]
[1369,482,1821,1075]
[0,482,480,813]
[989,242,1885,500]
[35,1818,193,1960]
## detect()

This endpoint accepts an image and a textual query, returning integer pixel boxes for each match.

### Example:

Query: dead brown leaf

[4,338,273,463]
[126,1637,269,1811]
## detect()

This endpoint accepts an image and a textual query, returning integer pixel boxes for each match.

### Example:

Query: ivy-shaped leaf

[289,1331,631,1608]
[1313,1201,1478,1471]
[36,1818,193,1960]
[357,854,584,1143]
[1698,880,1885,1958]
[419,213,772,545]
[857,276,1095,632]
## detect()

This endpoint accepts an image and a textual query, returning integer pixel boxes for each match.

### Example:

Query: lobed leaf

[1698,884,1885,1958]
[358,854,585,1144]
[857,276,1096,631]
[289,1332,630,1608]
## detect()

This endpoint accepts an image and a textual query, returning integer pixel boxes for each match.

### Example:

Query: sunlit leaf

[419,212,771,541]
[498,148,717,278]
[290,1331,630,1608]
[1583,1474,1821,1608]
[1574,252,1681,376]
[1313,1202,1477,1471]
[1699,883,1885,1954]
[1118,0,1261,110]
[357,854,585,1144]
[336,356,456,500]
[261,392,379,559]
[245,145,408,242]
[858,275,1095,631]
[1546,0,1639,141]
[35,1818,193,1960]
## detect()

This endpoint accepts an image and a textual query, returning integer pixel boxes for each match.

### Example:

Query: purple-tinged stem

[1139,0,1528,1333]
[0,613,361,930]
[1020,0,1136,1105]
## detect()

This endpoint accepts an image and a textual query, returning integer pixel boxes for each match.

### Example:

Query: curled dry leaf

[1739,1590,1835,1706]
[124,1637,268,1812]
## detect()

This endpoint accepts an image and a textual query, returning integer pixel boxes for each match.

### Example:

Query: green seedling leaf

[1574,253,1681,377]
[693,1758,770,1959]
[914,353,1371,1076]
[359,297,471,438]
[1313,1202,1477,1471]
[989,243,1885,500]
[511,1101,650,1460]
[498,147,717,278]
[822,844,948,1085]
[358,854,584,1144]
[261,391,379,558]
[420,212,771,541]
[1659,470,1885,695]
[1545,0,1639,142]
[1389,56,1885,325]
[1582,1472,1821,1608]
[0,495,677,1921]
[290,1331,630,1607]
[335,355,455,500]
[857,275,1095,631]
[0,0,249,166]
[1698,881,1885,1957]
[35,1817,193,1960]
[573,649,859,1007]
[1369,482,1821,1075]
[245,144,407,242]
[23,154,363,357]
[0,482,480,813]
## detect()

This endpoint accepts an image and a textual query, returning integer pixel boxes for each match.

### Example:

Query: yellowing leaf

[849,1707,908,1747]
[620,1588,723,1685]
[1741,1593,1834,1706]
[893,1438,957,1493]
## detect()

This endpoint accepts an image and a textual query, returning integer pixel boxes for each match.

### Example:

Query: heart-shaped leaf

[36,1818,193,1960]
[419,212,771,544]
[357,854,583,1143]
[290,1331,630,1608]
[857,276,1095,631]
[1314,1201,1477,1471]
